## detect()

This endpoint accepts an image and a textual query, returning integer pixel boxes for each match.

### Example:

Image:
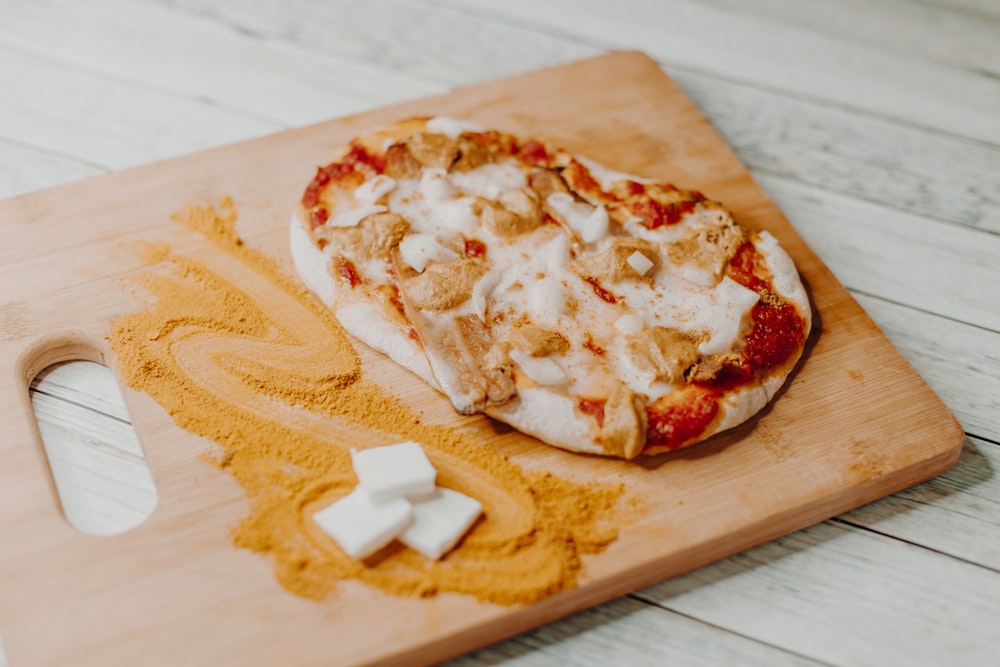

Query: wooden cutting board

[0,52,963,666]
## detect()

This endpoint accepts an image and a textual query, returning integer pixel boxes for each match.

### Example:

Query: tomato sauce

[308,207,329,230]
[334,257,361,287]
[632,197,701,229]
[518,139,550,166]
[645,387,719,451]
[583,334,606,356]
[463,238,487,258]
[300,142,385,212]
[578,398,607,428]
[584,276,618,304]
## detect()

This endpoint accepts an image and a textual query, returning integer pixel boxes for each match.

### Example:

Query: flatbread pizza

[290,117,810,459]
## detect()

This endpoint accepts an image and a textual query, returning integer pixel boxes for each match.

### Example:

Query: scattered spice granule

[107,197,623,605]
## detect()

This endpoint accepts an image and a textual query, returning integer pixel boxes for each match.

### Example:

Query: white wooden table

[3,1,999,664]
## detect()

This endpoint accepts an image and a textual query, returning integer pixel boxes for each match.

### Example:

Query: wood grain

[0,52,965,667]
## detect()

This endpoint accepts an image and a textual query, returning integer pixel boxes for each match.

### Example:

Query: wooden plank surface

[1,1,998,666]
[0,51,963,666]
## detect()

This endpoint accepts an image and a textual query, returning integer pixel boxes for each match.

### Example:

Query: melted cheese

[306,153,773,409]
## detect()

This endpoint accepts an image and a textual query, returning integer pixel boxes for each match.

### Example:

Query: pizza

[289,117,811,459]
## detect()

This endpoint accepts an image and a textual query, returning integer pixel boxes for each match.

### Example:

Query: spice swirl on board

[107,197,621,605]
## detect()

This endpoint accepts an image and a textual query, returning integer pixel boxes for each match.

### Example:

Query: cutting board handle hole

[30,359,158,536]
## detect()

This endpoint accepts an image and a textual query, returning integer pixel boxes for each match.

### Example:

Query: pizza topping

[419,167,456,204]
[470,269,502,320]
[385,142,423,179]
[507,325,570,357]
[463,238,487,258]
[451,162,527,197]
[626,326,701,385]
[628,184,707,229]
[583,276,618,304]
[574,238,658,283]
[613,313,645,335]
[527,168,569,199]
[509,348,568,386]
[666,212,746,278]
[329,204,387,228]
[401,259,487,311]
[687,356,723,383]
[596,384,646,459]
[480,196,542,237]
[626,250,654,276]
[317,212,409,261]
[398,233,459,273]
[697,277,760,355]
[526,276,575,321]
[405,132,461,168]
[546,192,609,243]
[646,385,719,452]
[354,174,397,206]
[334,256,362,287]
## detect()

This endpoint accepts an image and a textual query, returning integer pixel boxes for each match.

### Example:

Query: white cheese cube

[330,204,387,228]
[354,175,397,206]
[313,489,412,559]
[400,487,483,560]
[351,441,437,504]
[626,250,654,276]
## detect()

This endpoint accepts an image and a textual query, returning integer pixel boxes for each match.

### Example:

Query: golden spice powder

[107,198,622,605]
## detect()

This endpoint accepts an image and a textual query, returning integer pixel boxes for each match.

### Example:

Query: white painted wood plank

[672,69,1000,234]
[30,360,133,424]
[450,596,825,666]
[29,387,157,535]
[0,0,442,128]
[841,436,1000,570]
[8,0,1000,243]
[0,46,279,170]
[638,520,1000,667]
[427,0,1000,145]
[854,293,1000,441]
[0,140,105,199]
[702,0,1000,77]
[759,174,1000,332]
[141,0,596,86]
[922,0,1000,21]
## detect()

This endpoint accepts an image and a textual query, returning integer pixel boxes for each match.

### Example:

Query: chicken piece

[573,238,658,283]
[597,383,647,460]
[527,168,569,199]
[385,143,423,179]
[315,212,409,261]
[452,138,488,172]
[667,211,747,277]
[400,258,487,312]
[393,253,515,415]
[507,325,570,357]
[626,326,701,385]
[686,356,724,383]
[405,132,460,169]
[480,191,542,237]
